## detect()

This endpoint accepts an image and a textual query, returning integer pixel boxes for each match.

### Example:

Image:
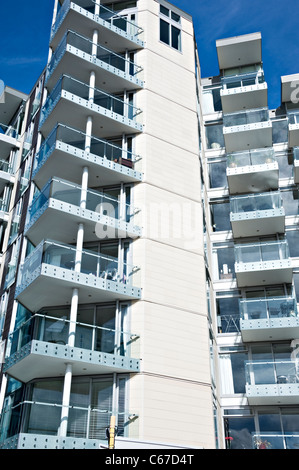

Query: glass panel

[205,124,225,149]
[68,380,90,438]
[208,161,227,188]
[217,297,240,333]
[89,379,113,440]
[95,305,116,354]
[171,25,181,50]
[224,416,255,449]
[160,19,169,45]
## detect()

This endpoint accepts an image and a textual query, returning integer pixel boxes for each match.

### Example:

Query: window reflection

[205,124,225,149]
[208,161,227,188]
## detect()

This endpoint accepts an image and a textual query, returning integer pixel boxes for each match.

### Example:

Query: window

[159,5,181,51]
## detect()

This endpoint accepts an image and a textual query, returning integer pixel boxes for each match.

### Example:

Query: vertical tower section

[129,0,215,448]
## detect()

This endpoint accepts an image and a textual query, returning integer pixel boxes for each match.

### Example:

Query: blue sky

[0,0,298,109]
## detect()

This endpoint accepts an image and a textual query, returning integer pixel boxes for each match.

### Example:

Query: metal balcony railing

[222,71,265,90]
[240,297,297,321]
[245,359,299,386]
[34,123,140,174]
[39,75,142,128]
[47,30,143,84]
[223,107,270,128]
[17,239,140,290]
[234,240,290,265]
[7,313,139,359]
[227,147,276,169]
[51,0,144,43]
[28,177,138,227]
[230,191,283,214]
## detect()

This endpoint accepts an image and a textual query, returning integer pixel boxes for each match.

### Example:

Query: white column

[85,116,93,154]
[80,167,89,210]
[59,363,73,437]
[94,0,100,16]
[92,30,99,56]
[89,71,96,102]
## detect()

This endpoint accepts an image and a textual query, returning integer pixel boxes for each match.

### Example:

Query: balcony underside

[4,340,139,383]
[50,4,144,52]
[231,209,285,238]
[33,144,142,190]
[45,46,143,94]
[235,260,293,287]
[223,123,272,153]
[221,84,268,114]
[16,264,141,312]
[246,384,299,405]
[25,199,141,246]
[289,125,299,148]
[227,164,279,194]
[241,317,299,342]
[39,93,143,139]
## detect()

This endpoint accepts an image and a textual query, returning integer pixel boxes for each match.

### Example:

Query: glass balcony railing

[222,71,265,90]
[28,177,138,226]
[227,147,276,169]
[0,122,19,139]
[18,240,139,289]
[288,111,299,125]
[0,159,13,174]
[223,108,270,127]
[7,313,139,359]
[240,297,297,321]
[39,75,142,128]
[0,399,138,444]
[252,433,299,450]
[33,124,140,174]
[245,359,299,386]
[46,30,143,83]
[234,240,290,265]
[230,192,283,214]
[51,0,144,43]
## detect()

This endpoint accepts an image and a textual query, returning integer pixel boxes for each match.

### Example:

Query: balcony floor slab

[4,340,139,383]
[16,263,141,312]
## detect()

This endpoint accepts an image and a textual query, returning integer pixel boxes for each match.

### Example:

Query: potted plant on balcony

[227,155,237,168]
[254,437,272,449]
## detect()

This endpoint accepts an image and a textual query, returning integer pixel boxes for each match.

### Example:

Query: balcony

[25,177,141,245]
[15,240,141,312]
[50,0,144,51]
[245,359,299,405]
[0,400,138,449]
[223,108,272,153]
[226,148,279,195]
[216,32,262,70]
[240,297,299,342]
[45,30,144,93]
[33,124,142,189]
[230,192,285,238]
[234,240,293,287]
[3,313,140,382]
[288,111,299,148]
[39,75,143,137]
[221,72,267,114]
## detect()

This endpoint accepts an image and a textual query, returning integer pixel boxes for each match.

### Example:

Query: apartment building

[0,0,216,450]
[200,33,299,449]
